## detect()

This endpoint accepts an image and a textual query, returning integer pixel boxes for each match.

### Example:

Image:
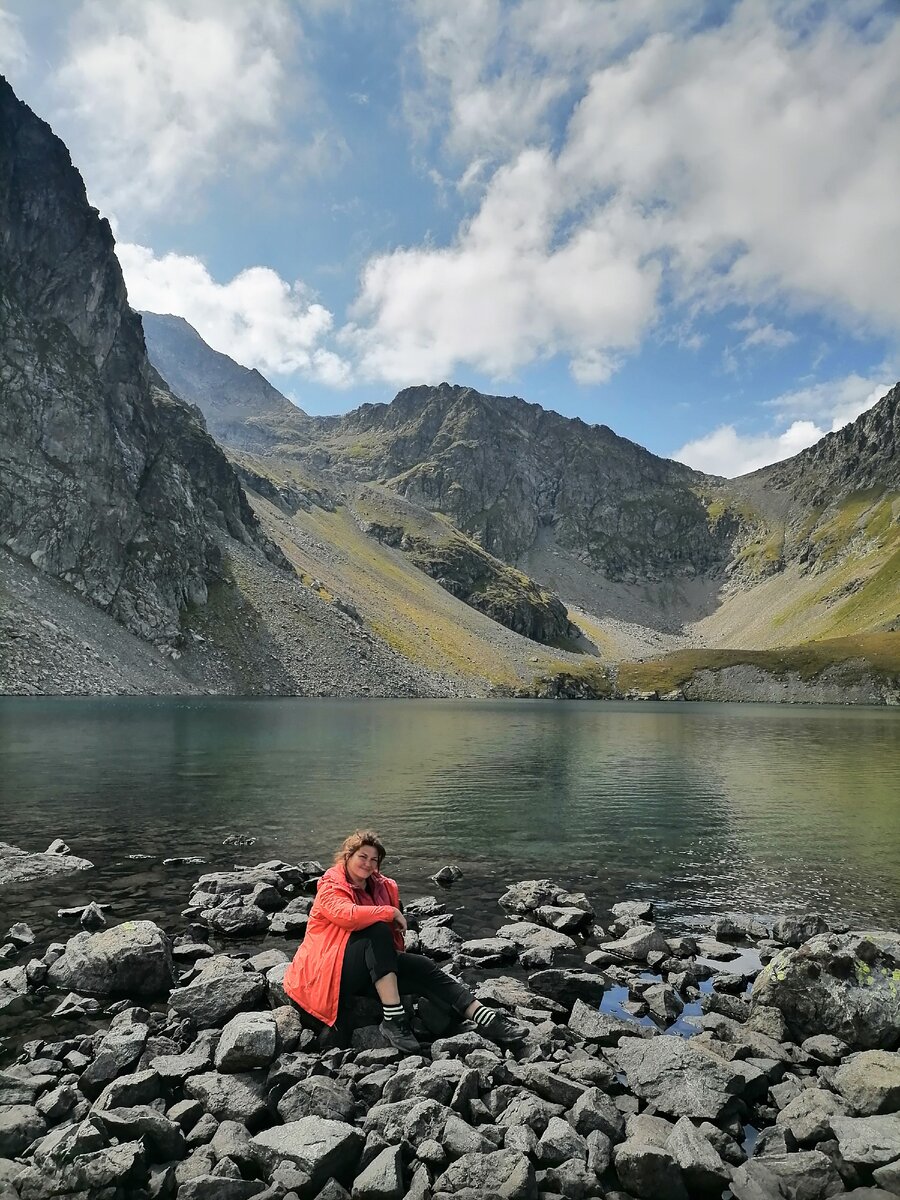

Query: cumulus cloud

[352,0,900,386]
[672,371,893,477]
[53,0,297,217]
[118,242,352,386]
[345,151,660,382]
[0,7,28,77]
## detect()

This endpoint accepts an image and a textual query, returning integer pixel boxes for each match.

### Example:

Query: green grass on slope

[767,491,899,638]
[618,632,900,693]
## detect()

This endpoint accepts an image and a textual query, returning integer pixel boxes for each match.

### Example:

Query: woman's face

[346,844,380,883]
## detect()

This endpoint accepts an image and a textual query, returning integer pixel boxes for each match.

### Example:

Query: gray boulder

[600,923,669,963]
[215,1011,277,1072]
[0,1105,46,1157]
[498,880,564,915]
[829,1113,900,1167]
[772,913,829,947]
[534,905,592,935]
[832,1050,900,1115]
[169,970,265,1027]
[566,1087,625,1141]
[184,1071,268,1125]
[351,1144,404,1199]
[278,1076,356,1124]
[0,840,93,887]
[608,1036,746,1121]
[536,1115,587,1166]
[735,1150,843,1200]
[418,924,462,960]
[46,921,173,998]
[614,1138,688,1200]
[527,968,607,1009]
[251,1116,363,1190]
[496,922,577,956]
[568,997,646,1045]
[364,1098,491,1158]
[775,1089,849,1145]
[750,930,900,1050]
[92,1105,186,1161]
[433,1148,536,1199]
[667,1117,731,1196]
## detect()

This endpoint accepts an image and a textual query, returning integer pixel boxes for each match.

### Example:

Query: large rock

[364,1099,491,1159]
[568,997,646,1046]
[46,921,174,998]
[731,1151,843,1200]
[829,1114,900,1167]
[498,881,565,915]
[169,970,265,1027]
[614,1139,688,1200]
[215,1011,277,1072]
[750,930,900,1050]
[0,841,93,888]
[496,922,577,955]
[832,1050,900,1115]
[432,1148,536,1199]
[608,1036,746,1121]
[600,923,669,963]
[184,1071,268,1125]
[0,1105,46,1157]
[351,1144,404,1199]
[667,1117,731,1196]
[251,1117,363,1190]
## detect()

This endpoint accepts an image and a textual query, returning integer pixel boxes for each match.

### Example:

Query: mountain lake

[1,697,899,943]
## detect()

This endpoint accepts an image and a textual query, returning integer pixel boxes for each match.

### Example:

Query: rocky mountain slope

[142,312,313,451]
[0,78,281,649]
[139,309,898,700]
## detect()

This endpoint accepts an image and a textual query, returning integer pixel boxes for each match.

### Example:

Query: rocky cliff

[316,383,735,583]
[0,77,277,647]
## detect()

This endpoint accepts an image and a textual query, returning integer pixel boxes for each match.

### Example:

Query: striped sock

[472,1005,497,1028]
[382,1003,405,1022]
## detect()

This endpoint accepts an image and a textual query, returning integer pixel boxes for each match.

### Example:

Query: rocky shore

[1,859,898,1200]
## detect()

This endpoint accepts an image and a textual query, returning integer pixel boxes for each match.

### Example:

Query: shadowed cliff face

[0,77,275,646]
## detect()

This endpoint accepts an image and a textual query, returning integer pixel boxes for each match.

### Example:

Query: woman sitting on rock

[283,829,526,1053]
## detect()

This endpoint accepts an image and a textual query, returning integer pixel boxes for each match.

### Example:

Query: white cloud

[731,317,797,351]
[345,151,660,383]
[353,0,900,386]
[765,372,894,430]
[672,371,894,477]
[0,7,28,77]
[674,420,828,477]
[118,242,353,386]
[53,0,297,217]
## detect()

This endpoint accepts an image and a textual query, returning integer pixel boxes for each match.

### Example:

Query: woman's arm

[314,881,398,931]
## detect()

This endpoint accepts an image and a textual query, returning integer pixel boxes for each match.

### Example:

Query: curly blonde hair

[334,829,386,871]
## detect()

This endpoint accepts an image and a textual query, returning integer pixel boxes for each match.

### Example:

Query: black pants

[336,922,474,1033]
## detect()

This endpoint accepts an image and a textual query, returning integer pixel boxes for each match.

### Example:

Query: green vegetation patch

[618,632,900,693]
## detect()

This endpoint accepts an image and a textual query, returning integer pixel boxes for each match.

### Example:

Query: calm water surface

[1,698,899,942]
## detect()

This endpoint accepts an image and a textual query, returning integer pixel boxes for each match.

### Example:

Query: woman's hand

[392,908,408,933]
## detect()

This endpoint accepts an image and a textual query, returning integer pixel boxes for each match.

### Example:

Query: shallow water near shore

[2,697,899,944]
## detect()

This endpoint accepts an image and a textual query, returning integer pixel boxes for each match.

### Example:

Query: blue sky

[2,0,898,476]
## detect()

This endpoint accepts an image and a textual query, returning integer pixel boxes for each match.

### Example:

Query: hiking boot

[379,1015,422,1055]
[474,1007,529,1045]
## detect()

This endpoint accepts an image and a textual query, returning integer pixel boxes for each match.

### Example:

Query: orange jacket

[283,864,402,1026]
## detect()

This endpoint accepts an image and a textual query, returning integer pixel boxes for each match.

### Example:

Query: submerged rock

[0,841,93,888]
